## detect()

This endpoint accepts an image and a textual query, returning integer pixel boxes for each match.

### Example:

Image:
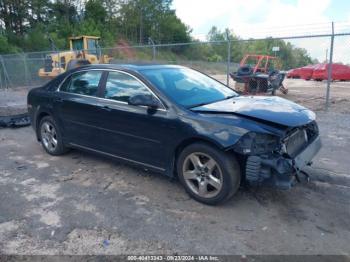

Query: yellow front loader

[38,35,111,78]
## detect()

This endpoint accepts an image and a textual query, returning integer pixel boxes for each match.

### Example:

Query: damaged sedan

[27,64,321,205]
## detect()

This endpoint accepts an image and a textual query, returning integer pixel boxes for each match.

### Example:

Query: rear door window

[60,71,103,97]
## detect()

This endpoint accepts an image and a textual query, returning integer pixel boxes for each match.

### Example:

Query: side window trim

[57,70,104,97]
[58,75,72,92]
[101,70,166,110]
[97,71,108,98]
[57,68,166,111]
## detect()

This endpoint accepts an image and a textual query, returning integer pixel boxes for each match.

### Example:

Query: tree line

[0,0,315,69]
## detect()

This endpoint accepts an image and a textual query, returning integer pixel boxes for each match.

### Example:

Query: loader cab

[69,36,100,57]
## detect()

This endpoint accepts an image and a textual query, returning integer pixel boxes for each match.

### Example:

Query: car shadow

[57,148,346,209]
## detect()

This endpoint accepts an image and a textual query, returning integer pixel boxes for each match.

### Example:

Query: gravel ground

[0,88,30,116]
[0,78,350,255]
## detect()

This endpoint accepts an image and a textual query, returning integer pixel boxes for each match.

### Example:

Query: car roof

[78,63,186,72]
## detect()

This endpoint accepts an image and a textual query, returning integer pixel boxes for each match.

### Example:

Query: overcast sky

[172,0,350,63]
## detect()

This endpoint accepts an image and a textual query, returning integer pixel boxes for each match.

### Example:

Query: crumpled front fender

[182,113,282,149]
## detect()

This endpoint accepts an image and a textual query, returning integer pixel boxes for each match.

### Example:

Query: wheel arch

[170,136,234,178]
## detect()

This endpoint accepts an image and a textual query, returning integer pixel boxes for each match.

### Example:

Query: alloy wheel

[182,152,223,198]
[40,121,58,152]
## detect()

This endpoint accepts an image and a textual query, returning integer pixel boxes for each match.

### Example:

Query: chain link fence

[0,50,57,89]
[1,26,350,110]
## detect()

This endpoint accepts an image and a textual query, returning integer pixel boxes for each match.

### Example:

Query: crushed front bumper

[245,135,322,189]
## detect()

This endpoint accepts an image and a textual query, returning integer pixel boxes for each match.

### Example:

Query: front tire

[177,142,241,205]
[39,116,68,155]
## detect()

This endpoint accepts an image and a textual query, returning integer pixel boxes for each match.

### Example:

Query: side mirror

[128,94,161,109]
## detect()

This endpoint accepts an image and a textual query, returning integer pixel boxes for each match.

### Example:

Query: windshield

[71,39,84,50]
[140,67,237,108]
[87,39,98,56]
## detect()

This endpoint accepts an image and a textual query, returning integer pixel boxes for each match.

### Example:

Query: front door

[93,70,177,170]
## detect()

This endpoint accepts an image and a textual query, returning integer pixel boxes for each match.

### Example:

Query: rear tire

[177,142,241,205]
[38,116,68,156]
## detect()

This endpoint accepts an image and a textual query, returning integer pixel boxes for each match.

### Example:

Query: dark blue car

[27,64,321,205]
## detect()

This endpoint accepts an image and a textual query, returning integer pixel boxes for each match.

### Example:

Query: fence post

[0,55,3,89]
[0,55,11,88]
[22,53,30,87]
[226,29,231,86]
[326,22,334,111]
[148,37,156,61]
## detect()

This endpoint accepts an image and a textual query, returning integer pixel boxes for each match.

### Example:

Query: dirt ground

[0,78,350,256]
[281,79,350,113]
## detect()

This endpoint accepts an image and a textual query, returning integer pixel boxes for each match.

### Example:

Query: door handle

[101,106,112,112]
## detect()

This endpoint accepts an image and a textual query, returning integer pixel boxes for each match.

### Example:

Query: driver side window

[104,71,153,103]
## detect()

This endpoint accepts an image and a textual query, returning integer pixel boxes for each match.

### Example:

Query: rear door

[53,70,105,147]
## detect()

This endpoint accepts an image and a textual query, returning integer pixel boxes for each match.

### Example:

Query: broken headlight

[234,132,280,155]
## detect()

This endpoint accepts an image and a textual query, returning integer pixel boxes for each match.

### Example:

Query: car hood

[191,96,315,127]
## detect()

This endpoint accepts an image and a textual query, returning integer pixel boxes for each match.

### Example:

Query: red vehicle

[287,65,317,80]
[312,63,350,81]
[287,67,302,78]
[299,65,318,80]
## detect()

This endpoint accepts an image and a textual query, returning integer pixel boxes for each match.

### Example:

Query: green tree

[205,26,313,69]
[28,0,51,26]
[0,35,20,53]
[0,0,28,35]
[85,0,107,24]
[0,0,316,69]
[118,0,190,44]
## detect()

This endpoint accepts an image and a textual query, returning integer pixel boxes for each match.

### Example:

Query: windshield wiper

[188,102,213,109]
[223,95,237,100]
[188,95,237,109]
